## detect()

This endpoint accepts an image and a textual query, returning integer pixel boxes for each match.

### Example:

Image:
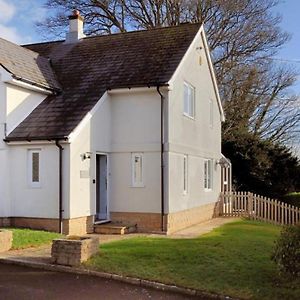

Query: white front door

[96,154,108,221]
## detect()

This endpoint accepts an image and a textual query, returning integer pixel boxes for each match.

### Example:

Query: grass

[3,228,62,250]
[85,220,300,300]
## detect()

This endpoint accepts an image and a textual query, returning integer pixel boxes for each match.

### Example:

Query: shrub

[272,225,300,277]
[280,192,300,208]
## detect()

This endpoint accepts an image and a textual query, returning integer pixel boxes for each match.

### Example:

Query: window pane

[204,161,208,189]
[184,84,189,114]
[183,155,188,192]
[132,153,143,186]
[190,88,195,117]
[32,152,39,182]
[208,160,211,189]
[183,83,195,118]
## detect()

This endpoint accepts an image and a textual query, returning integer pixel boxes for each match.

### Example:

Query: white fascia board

[168,24,225,122]
[200,28,225,122]
[6,140,69,146]
[108,86,169,95]
[68,92,109,143]
[7,79,53,95]
[0,66,53,95]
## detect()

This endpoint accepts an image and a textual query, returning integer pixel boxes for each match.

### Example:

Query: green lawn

[85,220,300,300]
[5,228,61,250]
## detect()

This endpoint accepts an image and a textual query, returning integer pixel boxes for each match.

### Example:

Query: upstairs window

[132,153,144,187]
[204,159,213,190]
[28,150,41,188]
[183,82,195,118]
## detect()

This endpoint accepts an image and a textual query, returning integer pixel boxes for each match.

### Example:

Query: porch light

[81,152,92,161]
[216,156,231,168]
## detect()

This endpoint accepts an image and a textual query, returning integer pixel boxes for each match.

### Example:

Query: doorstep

[94,222,137,234]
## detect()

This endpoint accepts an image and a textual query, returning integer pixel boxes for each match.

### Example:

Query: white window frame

[183,154,188,194]
[209,99,214,128]
[131,153,144,187]
[183,82,195,119]
[204,159,213,191]
[28,149,41,188]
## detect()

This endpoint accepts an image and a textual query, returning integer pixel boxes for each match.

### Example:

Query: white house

[0,11,228,235]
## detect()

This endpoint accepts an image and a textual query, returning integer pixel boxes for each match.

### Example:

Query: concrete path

[0,263,200,300]
[169,217,239,238]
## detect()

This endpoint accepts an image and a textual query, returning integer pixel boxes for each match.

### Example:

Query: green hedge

[280,193,300,208]
[272,225,300,277]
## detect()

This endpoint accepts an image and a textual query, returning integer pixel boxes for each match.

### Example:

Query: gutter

[157,86,165,232]
[55,140,64,234]
[12,75,60,95]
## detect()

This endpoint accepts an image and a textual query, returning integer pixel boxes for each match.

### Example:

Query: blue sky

[0,0,299,93]
[274,0,300,94]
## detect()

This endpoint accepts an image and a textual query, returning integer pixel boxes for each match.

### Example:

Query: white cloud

[0,24,23,43]
[0,0,16,23]
[11,0,47,23]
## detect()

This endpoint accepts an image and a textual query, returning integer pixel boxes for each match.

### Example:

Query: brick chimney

[65,10,86,43]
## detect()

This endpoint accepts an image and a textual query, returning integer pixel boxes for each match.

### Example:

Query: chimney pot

[65,10,85,43]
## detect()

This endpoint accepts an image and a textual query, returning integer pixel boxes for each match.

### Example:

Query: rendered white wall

[9,144,59,218]
[167,29,222,213]
[0,68,71,219]
[6,84,45,134]
[68,90,162,218]
[105,90,161,214]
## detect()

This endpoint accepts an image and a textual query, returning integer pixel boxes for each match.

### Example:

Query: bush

[280,192,300,208]
[272,225,300,277]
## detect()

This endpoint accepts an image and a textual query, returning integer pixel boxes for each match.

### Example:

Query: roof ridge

[23,22,201,47]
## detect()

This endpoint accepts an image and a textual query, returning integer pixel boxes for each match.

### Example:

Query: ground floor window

[28,149,41,188]
[204,159,213,190]
[183,154,188,194]
[131,153,144,187]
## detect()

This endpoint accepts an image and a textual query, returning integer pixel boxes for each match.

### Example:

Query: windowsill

[183,113,195,120]
[204,188,212,192]
[28,185,42,189]
[131,184,145,188]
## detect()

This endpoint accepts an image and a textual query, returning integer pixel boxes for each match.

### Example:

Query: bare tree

[37,0,299,143]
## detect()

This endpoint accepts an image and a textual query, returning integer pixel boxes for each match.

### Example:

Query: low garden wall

[0,230,13,252]
[51,236,99,267]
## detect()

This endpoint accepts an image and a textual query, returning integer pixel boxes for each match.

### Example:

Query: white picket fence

[220,192,300,225]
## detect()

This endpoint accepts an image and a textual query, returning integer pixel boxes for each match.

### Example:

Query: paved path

[170,217,239,238]
[0,263,200,300]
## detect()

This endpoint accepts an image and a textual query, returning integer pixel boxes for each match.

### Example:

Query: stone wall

[110,212,162,232]
[111,201,219,234]
[0,230,13,252]
[0,218,11,227]
[51,237,99,266]
[166,201,220,234]
[9,216,94,235]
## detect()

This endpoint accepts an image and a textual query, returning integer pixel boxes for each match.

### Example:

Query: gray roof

[5,23,200,141]
[0,37,60,91]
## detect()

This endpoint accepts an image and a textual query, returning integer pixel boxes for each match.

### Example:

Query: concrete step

[94,222,137,235]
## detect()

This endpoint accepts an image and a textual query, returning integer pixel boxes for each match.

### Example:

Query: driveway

[0,263,201,300]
